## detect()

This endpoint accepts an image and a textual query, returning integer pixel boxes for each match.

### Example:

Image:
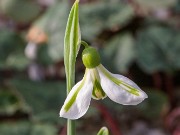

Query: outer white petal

[60,70,93,119]
[97,65,148,105]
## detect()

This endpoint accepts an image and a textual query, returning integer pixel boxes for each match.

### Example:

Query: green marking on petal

[64,70,87,112]
[99,65,140,96]
[120,81,140,96]
[92,80,106,99]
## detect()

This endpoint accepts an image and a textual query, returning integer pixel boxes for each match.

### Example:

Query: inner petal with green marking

[92,79,106,100]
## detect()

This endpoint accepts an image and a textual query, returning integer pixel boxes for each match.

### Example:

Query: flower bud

[82,47,100,68]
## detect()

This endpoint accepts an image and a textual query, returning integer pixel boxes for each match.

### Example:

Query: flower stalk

[63,0,80,134]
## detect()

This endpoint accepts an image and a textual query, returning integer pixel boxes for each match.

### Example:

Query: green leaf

[10,79,66,124]
[0,0,41,23]
[97,127,109,135]
[134,0,177,10]
[0,121,30,135]
[0,90,19,115]
[64,0,81,92]
[0,29,21,61]
[0,121,57,135]
[33,1,68,62]
[102,33,136,73]
[0,88,30,115]
[37,43,54,66]
[136,25,180,73]
[31,123,57,135]
[173,0,180,13]
[80,0,134,40]
[6,51,29,70]
[0,29,29,70]
[136,90,169,119]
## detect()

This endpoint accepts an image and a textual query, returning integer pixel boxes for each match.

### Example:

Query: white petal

[97,65,148,105]
[60,70,93,119]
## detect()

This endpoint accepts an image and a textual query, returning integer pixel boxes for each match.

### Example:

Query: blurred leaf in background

[0,121,57,135]
[37,43,54,66]
[0,121,30,135]
[0,0,42,24]
[136,25,180,74]
[173,0,180,13]
[101,33,136,74]
[134,0,177,10]
[31,123,57,135]
[0,88,30,115]
[10,79,66,124]
[80,0,134,41]
[31,1,68,63]
[136,90,169,119]
[0,28,29,70]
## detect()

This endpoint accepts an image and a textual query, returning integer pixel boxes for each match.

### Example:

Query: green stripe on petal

[60,69,93,119]
[64,69,88,112]
[97,64,147,105]
[64,78,85,112]
[99,65,140,96]
[120,81,140,96]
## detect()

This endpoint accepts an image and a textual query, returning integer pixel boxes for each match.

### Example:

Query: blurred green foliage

[134,0,176,9]
[0,79,66,135]
[0,89,27,115]
[33,2,68,62]
[80,0,134,40]
[102,33,135,73]
[0,121,57,135]
[0,29,29,69]
[136,25,180,74]
[10,79,66,123]
[0,0,42,23]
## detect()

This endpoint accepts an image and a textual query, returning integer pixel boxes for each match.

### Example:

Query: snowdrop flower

[60,47,148,119]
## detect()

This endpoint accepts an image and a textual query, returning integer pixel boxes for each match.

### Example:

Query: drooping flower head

[60,46,148,119]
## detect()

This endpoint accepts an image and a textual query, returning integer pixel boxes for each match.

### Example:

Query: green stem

[67,120,76,135]
[81,41,89,48]
[66,55,76,135]
[66,52,76,135]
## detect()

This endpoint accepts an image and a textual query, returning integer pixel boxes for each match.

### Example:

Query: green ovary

[82,47,101,68]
